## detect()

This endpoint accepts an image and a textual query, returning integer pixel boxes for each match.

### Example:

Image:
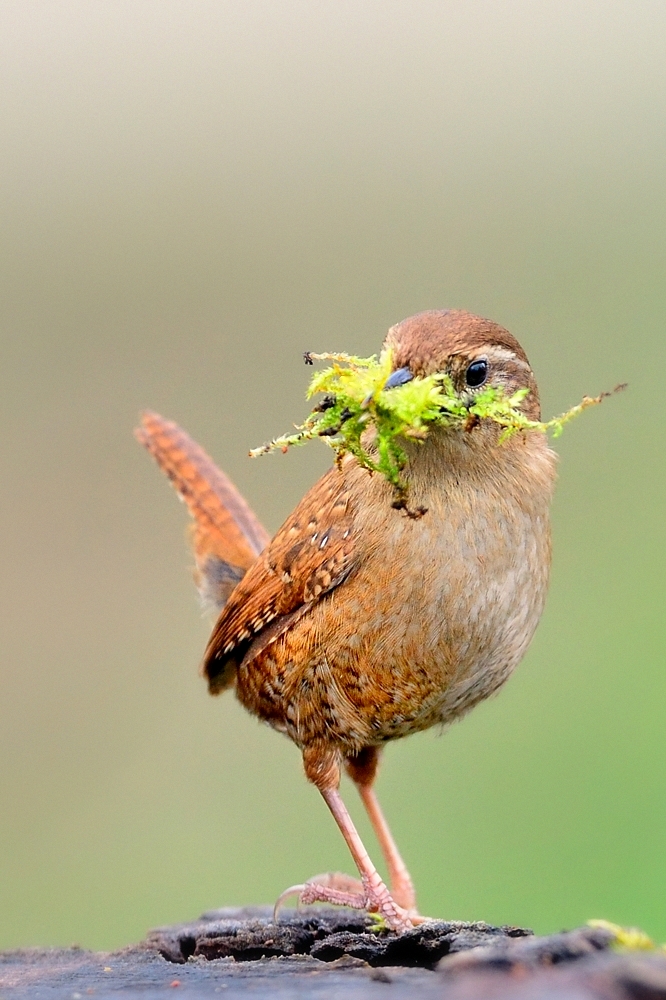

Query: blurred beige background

[1,1,664,949]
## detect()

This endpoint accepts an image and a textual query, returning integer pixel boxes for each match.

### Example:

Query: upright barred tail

[135,411,270,619]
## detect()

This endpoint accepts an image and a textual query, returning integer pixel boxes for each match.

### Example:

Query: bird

[136,309,557,933]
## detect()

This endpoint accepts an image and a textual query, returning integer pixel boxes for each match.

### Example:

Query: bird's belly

[367,504,551,733]
[236,498,551,751]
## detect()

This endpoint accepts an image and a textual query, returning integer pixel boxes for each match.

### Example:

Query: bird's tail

[135,411,270,614]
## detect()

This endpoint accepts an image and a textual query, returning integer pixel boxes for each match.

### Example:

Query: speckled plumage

[140,309,558,931]
[210,428,555,755]
[203,312,556,773]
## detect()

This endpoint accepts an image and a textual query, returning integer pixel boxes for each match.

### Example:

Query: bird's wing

[202,465,357,693]
[135,411,270,611]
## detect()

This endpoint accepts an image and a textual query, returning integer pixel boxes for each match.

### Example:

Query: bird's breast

[332,474,552,737]
[237,434,556,751]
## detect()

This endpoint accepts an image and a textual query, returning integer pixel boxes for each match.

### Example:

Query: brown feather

[385,309,530,370]
[202,464,357,693]
[136,310,559,930]
[135,411,270,611]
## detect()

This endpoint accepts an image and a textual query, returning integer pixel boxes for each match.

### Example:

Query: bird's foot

[274,871,422,932]
[274,871,365,917]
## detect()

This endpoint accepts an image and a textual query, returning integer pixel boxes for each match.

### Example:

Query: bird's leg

[274,748,416,932]
[345,747,417,914]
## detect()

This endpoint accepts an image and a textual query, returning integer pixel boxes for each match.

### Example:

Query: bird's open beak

[383,367,414,390]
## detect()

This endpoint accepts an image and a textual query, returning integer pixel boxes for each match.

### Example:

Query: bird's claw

[273,871,365,922]
[274,871,419,932]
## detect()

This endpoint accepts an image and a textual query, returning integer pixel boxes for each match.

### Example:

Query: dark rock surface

[2,907,666,999]
[146,905,531,967]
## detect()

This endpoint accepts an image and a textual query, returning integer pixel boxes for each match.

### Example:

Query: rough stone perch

[3,907,666,998]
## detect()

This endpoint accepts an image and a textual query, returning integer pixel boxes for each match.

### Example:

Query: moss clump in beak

[250,349,625,512]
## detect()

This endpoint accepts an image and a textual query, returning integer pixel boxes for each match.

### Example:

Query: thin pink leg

[357,783,417,913]
[345,747,418,913]
[274,747,419,932]
[316,785,414,931]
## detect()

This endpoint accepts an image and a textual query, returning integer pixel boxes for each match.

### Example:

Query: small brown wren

[137,310,557,932]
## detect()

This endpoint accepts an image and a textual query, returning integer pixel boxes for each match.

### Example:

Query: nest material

[251,350,625,504]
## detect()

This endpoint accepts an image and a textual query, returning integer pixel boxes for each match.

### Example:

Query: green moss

[250,349,625,511]
[588,919,665,952]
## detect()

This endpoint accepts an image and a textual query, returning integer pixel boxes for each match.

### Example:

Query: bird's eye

[465,359,488,388]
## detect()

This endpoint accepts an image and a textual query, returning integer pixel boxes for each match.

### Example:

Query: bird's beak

[361,366,415,409]
[383,367,414,390]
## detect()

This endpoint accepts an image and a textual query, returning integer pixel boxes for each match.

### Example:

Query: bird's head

[383,309,541,422]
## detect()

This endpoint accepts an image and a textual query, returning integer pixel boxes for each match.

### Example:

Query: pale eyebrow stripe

[482,345,532,372]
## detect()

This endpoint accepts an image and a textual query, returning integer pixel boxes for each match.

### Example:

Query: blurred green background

[1,0,664,950]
